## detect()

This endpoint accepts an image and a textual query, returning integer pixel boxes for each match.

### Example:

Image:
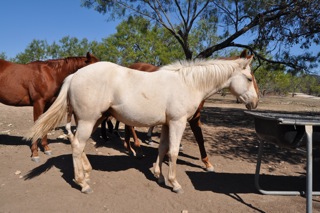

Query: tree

[14,39,49,63]
[57,36,92,57]
[300,75,320,96]
[81,0,320,72]
[13,36,99,63]
[0,52,7,60]
[97,16,184,65]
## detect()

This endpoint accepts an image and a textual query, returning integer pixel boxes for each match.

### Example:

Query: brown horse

[101,62,214,171]
[0,52,99,162]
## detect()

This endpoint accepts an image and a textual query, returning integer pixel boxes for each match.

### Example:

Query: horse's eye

[243,74,252,82]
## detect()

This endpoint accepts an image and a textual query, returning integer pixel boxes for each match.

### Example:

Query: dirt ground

[0,94,320,213]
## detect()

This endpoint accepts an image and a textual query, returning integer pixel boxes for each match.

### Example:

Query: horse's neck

[181,61,235,100]
[52,58,86,81]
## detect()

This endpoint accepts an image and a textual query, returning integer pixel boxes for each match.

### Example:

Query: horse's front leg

[167,120,187,193]
[154,125,169,185]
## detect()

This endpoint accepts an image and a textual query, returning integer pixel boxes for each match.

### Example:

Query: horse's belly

[109,106,165,127]
[0,90,31,106]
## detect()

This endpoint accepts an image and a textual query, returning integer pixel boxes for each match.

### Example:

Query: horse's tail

[24,74,74,144]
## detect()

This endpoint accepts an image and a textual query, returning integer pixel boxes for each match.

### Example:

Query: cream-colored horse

[25,51,259,194]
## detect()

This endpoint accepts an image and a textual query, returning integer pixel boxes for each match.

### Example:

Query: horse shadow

[23,140,204,192]
[0,134,69,147]
[185,171,316,194]
[186,168,320,212]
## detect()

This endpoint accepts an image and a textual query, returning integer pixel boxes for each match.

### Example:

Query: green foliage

[255,66,320,97]
[12,36,99,64]
[14,40,49,63]
[0,52,7,60]
[91,16,184,65]
[5,16,184,66]
[299,75,320,96]
[81,0,320,71]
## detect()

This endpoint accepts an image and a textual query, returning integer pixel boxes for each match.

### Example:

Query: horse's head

[85,52,99,65]
[228,50,259,110]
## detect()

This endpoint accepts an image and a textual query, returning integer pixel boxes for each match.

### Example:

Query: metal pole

[305,125,313,213]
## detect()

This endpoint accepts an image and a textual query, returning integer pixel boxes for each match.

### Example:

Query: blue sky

[1,1,319,74]
[0,0,118,58]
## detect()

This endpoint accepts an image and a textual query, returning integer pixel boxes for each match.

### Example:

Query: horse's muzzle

[246,101,258,110]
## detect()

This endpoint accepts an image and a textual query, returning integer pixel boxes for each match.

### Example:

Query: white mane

[160,59,241,91]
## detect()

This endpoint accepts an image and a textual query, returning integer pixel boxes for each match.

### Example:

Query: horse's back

[67,61,200,127]
[128,62,158,72]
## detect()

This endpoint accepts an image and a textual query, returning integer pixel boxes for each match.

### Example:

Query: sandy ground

[0,94,320,213]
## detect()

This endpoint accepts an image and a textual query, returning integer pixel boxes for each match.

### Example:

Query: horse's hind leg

[81,152,92,183]
[110,120,121,137]
[154,125,169,185]
[124,125,143,158]
[30,140,40,162]
[71,120,95,193]
[188,116,214,171]
[100,119,108,141]
[66,104,74,137]
[146,126,154,144]
[124,125,136,156]
[31,100,51,162]
[189,101,214,172]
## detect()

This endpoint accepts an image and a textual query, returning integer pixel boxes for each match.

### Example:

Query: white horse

[25,51,259,194]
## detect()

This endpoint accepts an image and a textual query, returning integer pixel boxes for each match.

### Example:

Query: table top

[245,111,320,126]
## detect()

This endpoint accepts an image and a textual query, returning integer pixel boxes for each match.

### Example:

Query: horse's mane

[29,57,87,71]
[160,58,240,91]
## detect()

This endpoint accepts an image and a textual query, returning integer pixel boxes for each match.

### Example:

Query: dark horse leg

[30,100,52,162]
[100,119,143,157]
[100,118,114,141]
[124,125,144,158]
[188,101,214,171]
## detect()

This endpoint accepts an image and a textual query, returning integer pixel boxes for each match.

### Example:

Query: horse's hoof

[44,150,52,156]
[81,187,93,194]
[128,152,136,158]
[205,166,214,172]
[113,131,121,138]
[145,139,153,145]
[157,176,165,185]
[136,153,145,159]
[173,187,184,194]
[31,156,40,163]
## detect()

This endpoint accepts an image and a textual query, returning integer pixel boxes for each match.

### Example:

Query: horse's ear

[240,50,247,58]
[242,55,253,68]
[86,52,92,59]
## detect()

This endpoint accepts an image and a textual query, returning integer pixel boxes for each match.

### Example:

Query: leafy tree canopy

[81,0,320,73]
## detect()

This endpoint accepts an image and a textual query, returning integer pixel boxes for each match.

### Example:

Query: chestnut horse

[0,52,99,162]
[26,50,258,193]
